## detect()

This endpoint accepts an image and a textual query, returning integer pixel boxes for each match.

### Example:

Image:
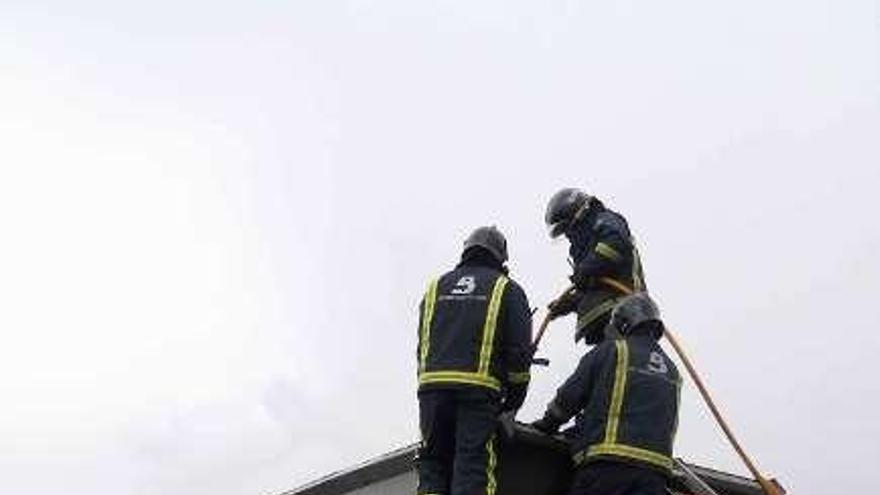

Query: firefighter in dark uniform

[416,226,533,495]
[531,293,681,495]
[545,187,647,344]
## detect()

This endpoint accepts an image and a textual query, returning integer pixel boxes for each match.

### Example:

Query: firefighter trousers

[417,388,500,495]
[568,460,667,495]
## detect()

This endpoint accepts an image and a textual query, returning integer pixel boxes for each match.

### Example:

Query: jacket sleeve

[541,342,611,426]
[571,214,633,289]
[416,295,425,371]
[500,280,533,411]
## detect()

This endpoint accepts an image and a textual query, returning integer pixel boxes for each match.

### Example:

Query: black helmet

[545,188,593,238]
[608,293,664,339]
[463,226,508,264]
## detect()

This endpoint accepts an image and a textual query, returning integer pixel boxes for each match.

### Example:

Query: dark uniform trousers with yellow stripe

[416,263,532,495]
[418,388,500,495]
[565,203,647,342]
[542,334,681,495]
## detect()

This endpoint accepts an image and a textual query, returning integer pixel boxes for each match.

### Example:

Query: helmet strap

[571,197,594,224]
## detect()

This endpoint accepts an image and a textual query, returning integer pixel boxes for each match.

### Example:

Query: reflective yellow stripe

[419,278,439,373]
[418,371,501,391]
[631,242,644,291]
[420,275,507,391]
[570,339,671,473]
[478,277,508,376]
[585,443,672,471]
[576,297,620,330]
[486,434,497,495]
[604,340,629,443]
[595,242,623,261]
[507,371,531,384]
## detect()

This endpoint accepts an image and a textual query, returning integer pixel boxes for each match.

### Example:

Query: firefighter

[416,226,533,495]
[544,187,647,344]
[531,293,681,495]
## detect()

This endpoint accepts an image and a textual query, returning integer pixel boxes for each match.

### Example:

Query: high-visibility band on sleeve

[418,278,439,373]
[507,371,531,384]
[631,242,645,292]
[595,242,623,262]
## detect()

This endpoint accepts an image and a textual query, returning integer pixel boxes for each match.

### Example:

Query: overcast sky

[1,2,878,494]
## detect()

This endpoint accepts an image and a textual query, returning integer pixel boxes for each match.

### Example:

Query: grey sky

[1,1,878,494]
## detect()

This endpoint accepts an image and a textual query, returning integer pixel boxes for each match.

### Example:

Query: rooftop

[282,422,780,495]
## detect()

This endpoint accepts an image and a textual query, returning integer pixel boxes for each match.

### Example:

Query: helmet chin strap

[570,197,594,224]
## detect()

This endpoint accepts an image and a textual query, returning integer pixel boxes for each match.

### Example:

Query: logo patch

[451,276,476,295]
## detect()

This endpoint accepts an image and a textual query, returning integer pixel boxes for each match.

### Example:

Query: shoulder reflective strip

[486,434,498,495]
[576,297,620,329]
[603,340,630,443]
[595,242,623,261]
[418,278,439,374]
[507,371,531,384]
[418,371,502,391]
[585,443,673,471]
[477,276,509,376]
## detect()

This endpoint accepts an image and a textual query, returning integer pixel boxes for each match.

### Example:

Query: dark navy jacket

[547,331,681,475]
[567,201,645,292]
[417,262,532,410]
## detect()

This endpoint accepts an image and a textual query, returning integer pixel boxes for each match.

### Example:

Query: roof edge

[281,424,766,495]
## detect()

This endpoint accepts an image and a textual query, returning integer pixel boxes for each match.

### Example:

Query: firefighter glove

[548,289,580,320]
[531,415,562,435]
[569,271,594,292]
